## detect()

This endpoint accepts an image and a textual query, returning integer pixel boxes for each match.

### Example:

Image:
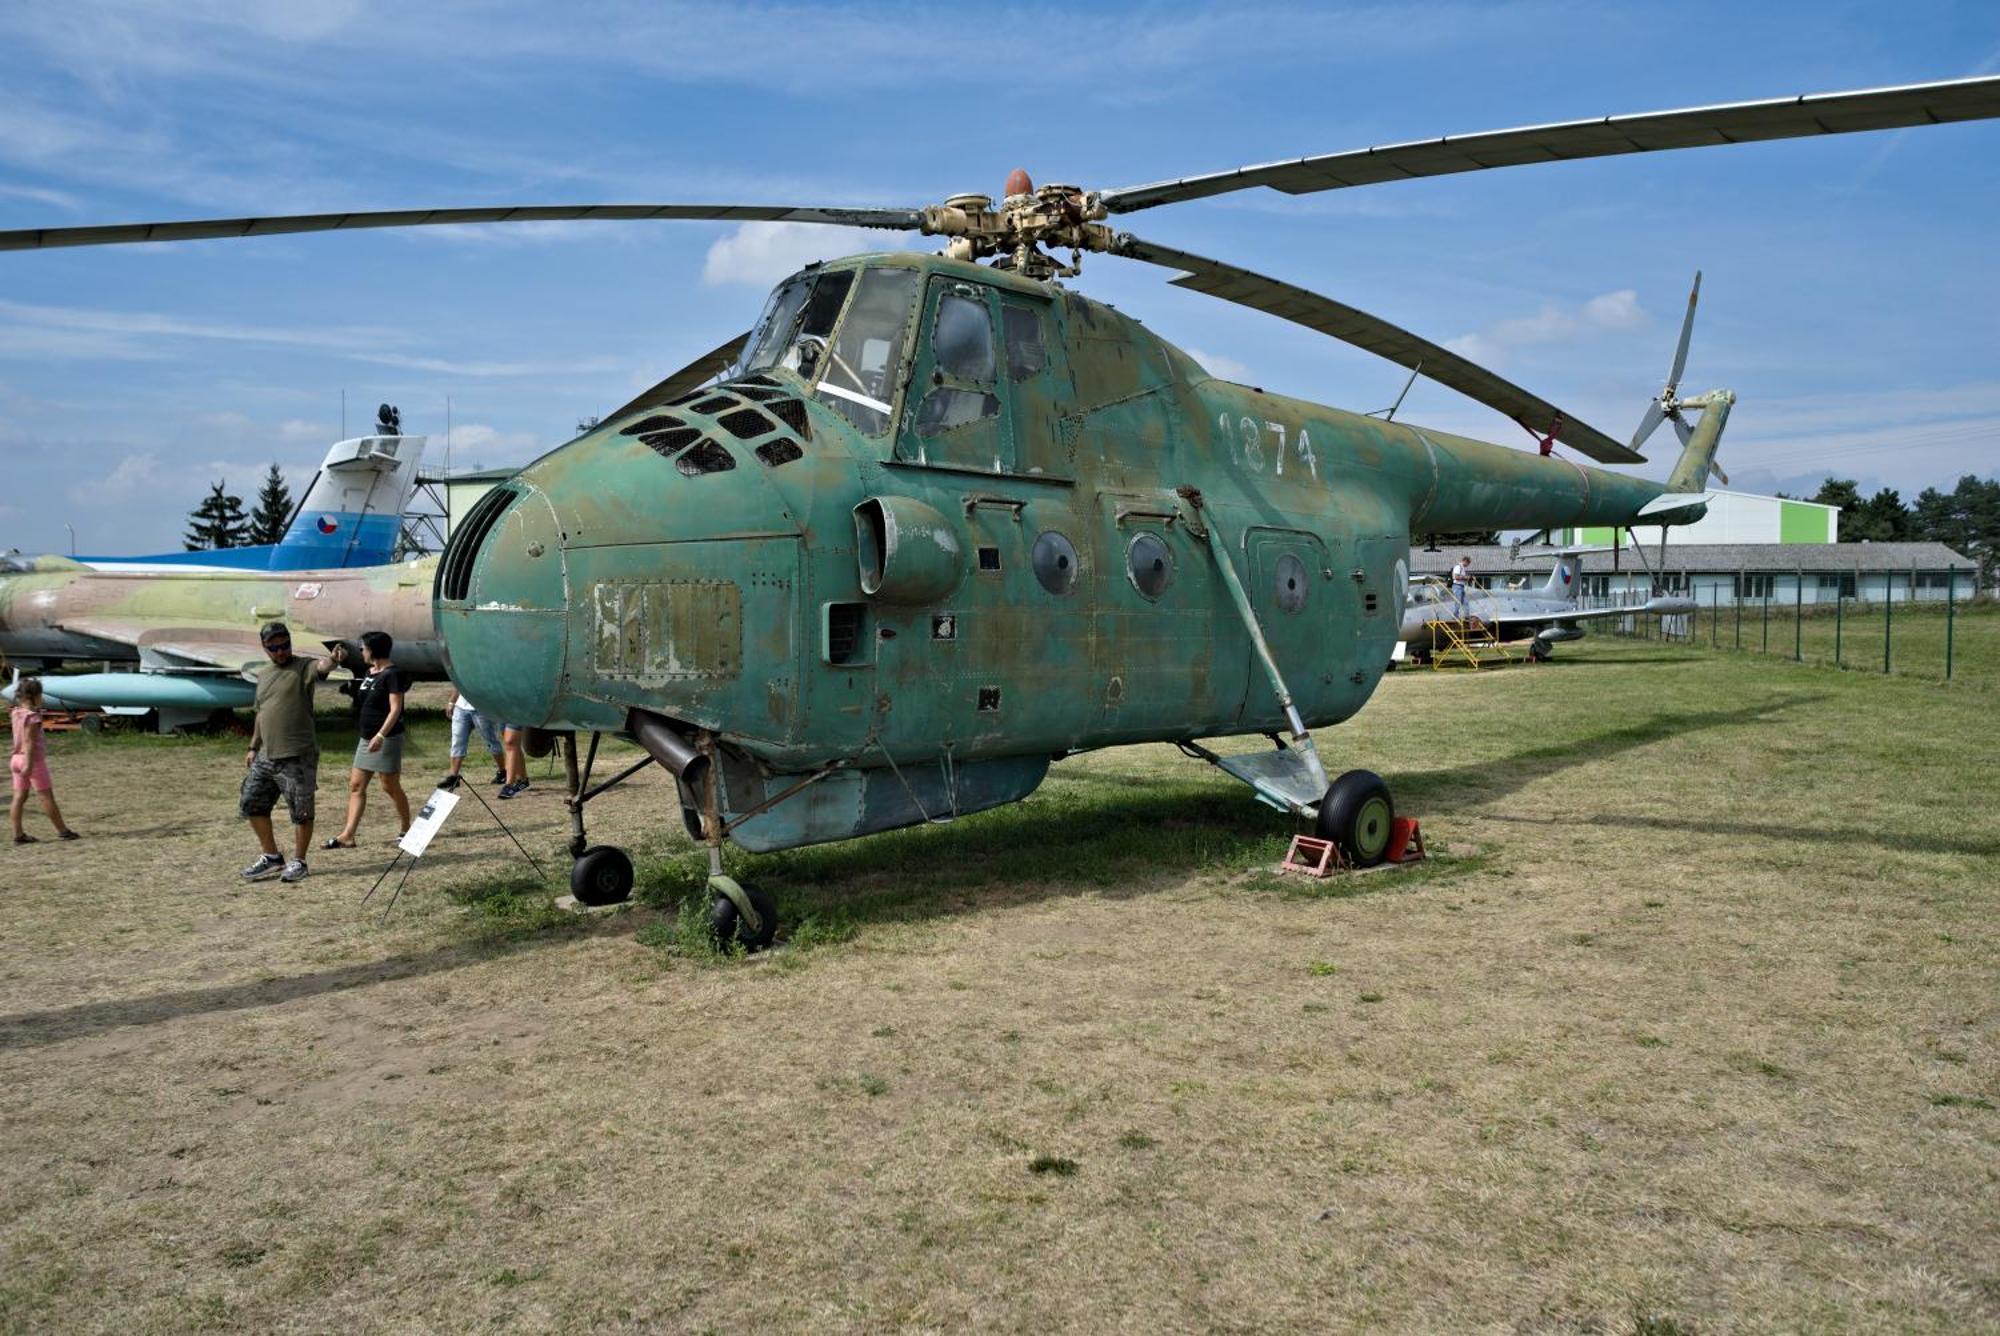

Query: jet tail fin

[271,432,427,568]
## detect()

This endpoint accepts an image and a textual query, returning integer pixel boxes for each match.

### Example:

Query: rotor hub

[921,172,1114,279]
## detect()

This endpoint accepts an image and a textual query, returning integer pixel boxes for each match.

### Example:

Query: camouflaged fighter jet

[1398,548,1699,666]
[0,556,441,731]
[6,76,1996,946]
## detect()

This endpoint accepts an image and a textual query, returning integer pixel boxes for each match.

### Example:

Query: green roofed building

[1559,488,1838,548]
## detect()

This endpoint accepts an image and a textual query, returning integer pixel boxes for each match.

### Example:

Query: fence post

[1795,566,1804,661]
[1711,583,1718,648]
[1946,565,1956,681]
[1884,572,1893,674]
[1735,575,1743,649]
[1835,591,1843,667]
[1762,586,1770,654]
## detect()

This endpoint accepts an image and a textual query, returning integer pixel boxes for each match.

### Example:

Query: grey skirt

[352,734,405,774]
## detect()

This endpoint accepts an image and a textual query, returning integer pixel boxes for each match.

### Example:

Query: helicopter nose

[435,483,569,728]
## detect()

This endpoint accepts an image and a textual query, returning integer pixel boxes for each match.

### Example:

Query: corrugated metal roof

[1410,542,1974,575]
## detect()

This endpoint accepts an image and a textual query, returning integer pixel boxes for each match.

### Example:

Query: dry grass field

[2,635,1995,1332]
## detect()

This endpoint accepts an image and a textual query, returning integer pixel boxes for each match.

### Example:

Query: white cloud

[1186,347,1256,383]
[1446,288,1648,366]
[701,223,909,287]
[0,182,80,209]
[81,451,167,502]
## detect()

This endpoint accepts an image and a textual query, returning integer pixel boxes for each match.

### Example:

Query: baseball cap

[259,621,292,644]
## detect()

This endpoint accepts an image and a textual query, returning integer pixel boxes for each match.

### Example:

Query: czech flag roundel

[316,515,339,535]
[1560,566,1573,585]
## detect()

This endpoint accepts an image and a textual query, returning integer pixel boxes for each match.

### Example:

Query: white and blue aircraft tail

[76,421,426,573]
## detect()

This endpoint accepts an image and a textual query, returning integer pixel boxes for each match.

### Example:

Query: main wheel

[1316,769,1395,867]
[710,881,779,952]
[570,846,635,907]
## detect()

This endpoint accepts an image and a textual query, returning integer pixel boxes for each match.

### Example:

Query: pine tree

[184,480,251,550]
[248,463,293,546]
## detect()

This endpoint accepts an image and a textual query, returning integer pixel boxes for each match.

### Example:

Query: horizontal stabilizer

[1637,492,1712,517]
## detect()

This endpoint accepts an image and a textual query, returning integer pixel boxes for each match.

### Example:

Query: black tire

[570,846,635,907]
[1316,769,1395,867]
[710,882,779,952]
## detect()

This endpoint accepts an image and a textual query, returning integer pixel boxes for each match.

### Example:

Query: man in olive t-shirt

[240,621,346,883]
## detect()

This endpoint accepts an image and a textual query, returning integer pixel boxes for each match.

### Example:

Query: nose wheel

[570,846,635,907]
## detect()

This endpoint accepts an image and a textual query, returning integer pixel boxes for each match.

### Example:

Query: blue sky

[2,0,1997,556]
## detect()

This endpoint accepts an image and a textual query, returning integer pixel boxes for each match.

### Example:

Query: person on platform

[1450,554,1473,620]
[240,622,343,883]
[10,677,79,845]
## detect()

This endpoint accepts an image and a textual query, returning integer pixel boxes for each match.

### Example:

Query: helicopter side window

[1002,306,1046,380]
[932,291,996,382]
[739,274,814,376]
[814,267,919,437]
[914,288,1000,437]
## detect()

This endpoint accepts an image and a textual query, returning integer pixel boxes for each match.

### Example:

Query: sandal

[12,833,34,845]
[321,836,356,850]
[58,830,80,841]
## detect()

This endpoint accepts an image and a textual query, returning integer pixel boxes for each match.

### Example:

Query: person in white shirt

[445,681,506,785]
[1450,555,1473,619]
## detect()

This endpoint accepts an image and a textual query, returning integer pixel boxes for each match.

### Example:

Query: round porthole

[1274,553,1308,613]
[1032,531,1079,596]
[1127,532,1173,599]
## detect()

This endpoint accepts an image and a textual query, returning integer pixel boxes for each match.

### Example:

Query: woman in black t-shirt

[323,630,412,848]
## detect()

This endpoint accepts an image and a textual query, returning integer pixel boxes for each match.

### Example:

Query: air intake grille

[437,485,516,601]
[754,438,803,468]
[676,440,737,476]
[717,408,772,440]
[640,426,701,457]
[689,394,739,416]
[767,398,811,439]
[732,385,786,403]
[620,414,684,436]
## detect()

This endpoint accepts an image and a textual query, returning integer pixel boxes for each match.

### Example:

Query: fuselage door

[895,277,1009,473]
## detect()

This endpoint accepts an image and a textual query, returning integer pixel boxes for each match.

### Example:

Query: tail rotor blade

[1672,412,1693,447]
[1629,399,1666,451]
[1710,459,1730,486]
[1667,270,1701,391]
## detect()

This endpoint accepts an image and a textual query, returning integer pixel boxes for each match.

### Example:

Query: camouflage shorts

[240,749,319,824]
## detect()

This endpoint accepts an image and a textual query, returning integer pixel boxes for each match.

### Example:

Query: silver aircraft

[1397,547,1697,664]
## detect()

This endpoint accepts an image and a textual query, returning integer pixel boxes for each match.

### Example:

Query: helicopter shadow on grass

[632,692,1830,934]
[1390,692,1826,810]
[1483,810,2000,861]
[0,918,597,1055]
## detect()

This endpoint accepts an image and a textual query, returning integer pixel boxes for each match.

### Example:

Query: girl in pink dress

[10,678,78,844]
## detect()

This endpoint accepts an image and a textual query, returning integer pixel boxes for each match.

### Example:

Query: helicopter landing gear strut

[561,731,641,907]
[692,732,777,951]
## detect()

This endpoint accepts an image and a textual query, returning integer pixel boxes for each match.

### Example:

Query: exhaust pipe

[628,710,710,794]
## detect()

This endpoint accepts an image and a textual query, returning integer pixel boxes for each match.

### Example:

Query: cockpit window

[736,267,859,383]
[738,274,814,376]
[813,267,920,437]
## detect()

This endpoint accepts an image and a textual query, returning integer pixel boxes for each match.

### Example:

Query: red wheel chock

[1384,817,1426,865]
[1280,818,1427,879]
[1281,835,1344,878]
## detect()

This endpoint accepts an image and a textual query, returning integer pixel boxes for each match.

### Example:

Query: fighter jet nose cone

[436,484,568,728]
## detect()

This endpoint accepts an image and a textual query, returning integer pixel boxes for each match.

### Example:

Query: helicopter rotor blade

[603,331,752,424]
[1111,234,1643,465]
[1100,76,2000,214]
[0,204,924,252]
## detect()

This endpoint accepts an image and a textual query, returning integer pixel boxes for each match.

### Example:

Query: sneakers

[498,779,530,799]
[242,852,285,880]
[59,830,81,841]
[279,859,309,883]
[490,768,508,785]
[14,833,36,845]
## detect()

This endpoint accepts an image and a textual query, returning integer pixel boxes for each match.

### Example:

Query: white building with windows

[1414,542,1975,608]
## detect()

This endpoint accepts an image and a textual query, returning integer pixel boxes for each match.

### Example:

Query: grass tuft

[1028,1156,1078,1177]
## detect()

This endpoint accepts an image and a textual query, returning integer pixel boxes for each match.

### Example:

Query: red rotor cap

[1004,168,1034,198]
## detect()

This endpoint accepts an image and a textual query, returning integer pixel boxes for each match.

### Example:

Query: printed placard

[397,788,460,858]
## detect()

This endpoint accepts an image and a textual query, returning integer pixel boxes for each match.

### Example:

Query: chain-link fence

[1602,567,1992,687]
